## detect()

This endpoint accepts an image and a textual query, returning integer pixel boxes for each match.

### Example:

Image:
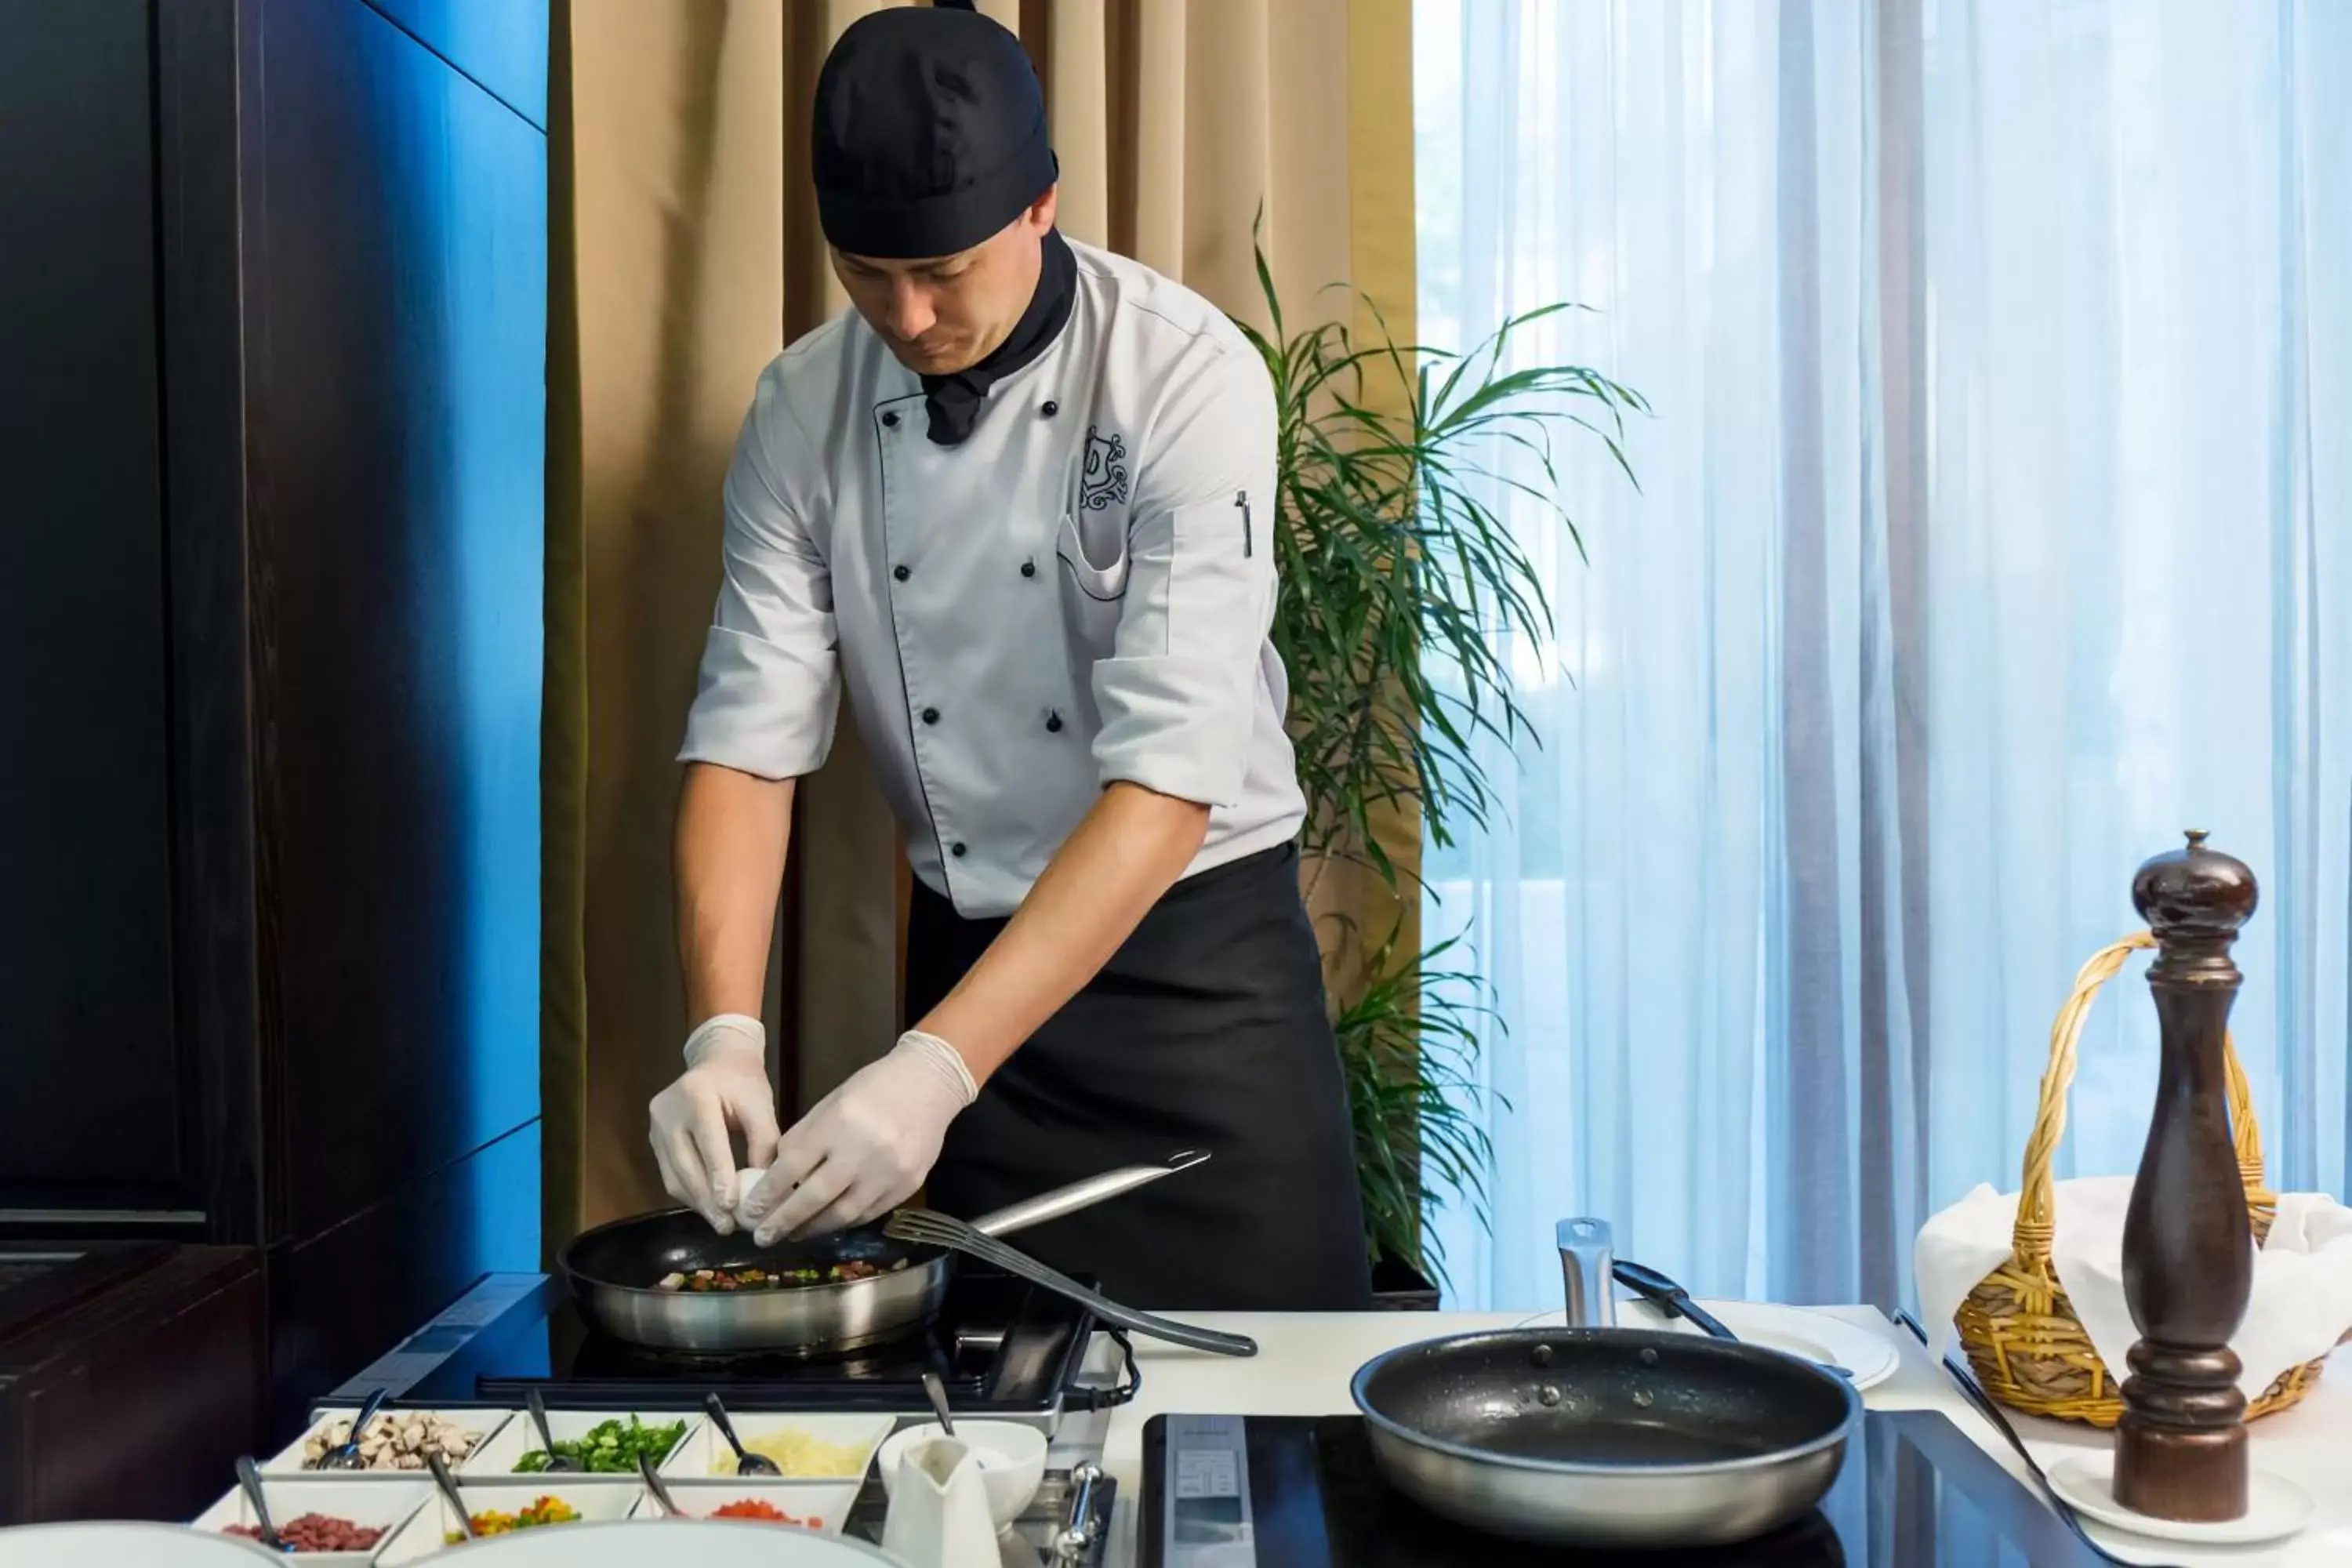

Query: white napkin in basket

[1915,1175,2352,1399]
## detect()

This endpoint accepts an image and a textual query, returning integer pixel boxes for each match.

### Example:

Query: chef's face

[833,188,1059,376]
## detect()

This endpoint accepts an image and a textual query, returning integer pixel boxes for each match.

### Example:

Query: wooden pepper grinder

[2116,829,2258,1521]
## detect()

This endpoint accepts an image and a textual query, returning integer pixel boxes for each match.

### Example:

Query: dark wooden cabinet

[0,1247,267,1526]
[0,0,198,1223]
[0,0,546,1521]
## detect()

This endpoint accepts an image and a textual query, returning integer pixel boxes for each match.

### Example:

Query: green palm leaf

[1237,223,1644,1286]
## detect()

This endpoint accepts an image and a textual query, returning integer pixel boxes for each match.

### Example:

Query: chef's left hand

[742,1029,978,1244]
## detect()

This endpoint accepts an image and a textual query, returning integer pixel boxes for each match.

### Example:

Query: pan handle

[1556,1218,1617,1328]
[967,1150,1210,1240]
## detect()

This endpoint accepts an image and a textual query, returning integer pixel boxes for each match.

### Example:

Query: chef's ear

[1024,182,1059,233]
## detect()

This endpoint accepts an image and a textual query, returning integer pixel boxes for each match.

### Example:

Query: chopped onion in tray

[706,1428,871,1478]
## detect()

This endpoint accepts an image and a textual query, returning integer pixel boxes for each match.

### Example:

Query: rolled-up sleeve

[677,373,841,779]
[1091,336,1279,808]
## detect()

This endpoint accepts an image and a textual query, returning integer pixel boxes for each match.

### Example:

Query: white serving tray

[262,1407,515,1479]
[461,1410,695,1481]
[375,1479,645,1564]
[387,1519,898,1564]
[641,1476,863,1537]
[191,1477,434,1564]
[659,1412,893,1484]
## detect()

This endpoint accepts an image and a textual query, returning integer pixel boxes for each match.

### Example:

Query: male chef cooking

[645,2,1370,1311]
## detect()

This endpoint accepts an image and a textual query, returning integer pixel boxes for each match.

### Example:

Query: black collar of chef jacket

[919,228,1076,446]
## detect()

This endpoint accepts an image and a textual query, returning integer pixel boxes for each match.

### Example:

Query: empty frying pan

[1349,1218,1860,1548]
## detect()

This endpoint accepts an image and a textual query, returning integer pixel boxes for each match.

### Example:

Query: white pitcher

[880,1436,1000,1568]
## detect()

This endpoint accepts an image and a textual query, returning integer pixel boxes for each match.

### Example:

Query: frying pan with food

[562,1152,1205,1355]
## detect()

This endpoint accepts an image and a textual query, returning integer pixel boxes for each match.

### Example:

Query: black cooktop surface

[391,1270,1109,1416]
[1142,1410,2122,1567]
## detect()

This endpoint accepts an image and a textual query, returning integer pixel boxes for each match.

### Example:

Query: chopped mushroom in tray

[301,1410,482,1471]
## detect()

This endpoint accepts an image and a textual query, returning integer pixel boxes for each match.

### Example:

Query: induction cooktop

[1141,1410,2127,1566]
[373,1269,1124,1420]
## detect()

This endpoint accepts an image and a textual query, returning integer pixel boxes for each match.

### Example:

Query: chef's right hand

[648,1014,782,1233]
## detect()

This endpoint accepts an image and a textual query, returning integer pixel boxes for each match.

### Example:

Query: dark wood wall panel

[245,0,546,1243]
[154,0,267,1244]
[0,0,546,1515]
[0,0,190,1210]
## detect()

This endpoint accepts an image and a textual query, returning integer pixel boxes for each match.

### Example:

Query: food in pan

[225,1513,385,1552]
[299,1409,481,1470]
[705,1428,871,1477]
[654,1256,914,1292]
[514,1414,686,1474]
[710,1497,823,1526]
[447,1495,581,1541]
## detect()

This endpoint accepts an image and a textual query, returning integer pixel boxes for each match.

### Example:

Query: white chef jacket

[679,239,1307,919]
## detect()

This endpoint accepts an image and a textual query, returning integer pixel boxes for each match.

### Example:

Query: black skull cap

[813,4,1058,260]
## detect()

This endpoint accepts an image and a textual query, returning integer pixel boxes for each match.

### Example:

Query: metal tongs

[1893,1309,2123,1563]
[884,1208,1258,1357]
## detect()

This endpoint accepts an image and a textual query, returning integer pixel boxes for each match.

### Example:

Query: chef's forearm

[674,762,796,1029]
[916,781,1210,1079]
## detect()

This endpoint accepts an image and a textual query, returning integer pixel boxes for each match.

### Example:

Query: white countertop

[1090,1307,2352,1567]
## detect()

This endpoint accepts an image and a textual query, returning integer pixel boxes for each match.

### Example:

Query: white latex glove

[729,1166,768,1233]
[648,1014,782,1233]
[741,1029,978,1245]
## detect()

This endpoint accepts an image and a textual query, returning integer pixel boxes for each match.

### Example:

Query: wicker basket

[1954,931,2326,1428]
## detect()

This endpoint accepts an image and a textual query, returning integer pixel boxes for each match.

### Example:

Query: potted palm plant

[1233,241,1645,1301]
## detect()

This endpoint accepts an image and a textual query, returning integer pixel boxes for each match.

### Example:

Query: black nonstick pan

[1349,1218,1861,1548]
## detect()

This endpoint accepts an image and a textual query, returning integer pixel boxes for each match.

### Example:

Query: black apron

[911,841,1374,1311]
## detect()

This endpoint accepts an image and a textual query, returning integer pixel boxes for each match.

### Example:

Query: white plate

[1513,1300,1903,1392]
[263,1406,513,1478]
[0,1523,282,1566]
[463,1410,695,1480]
[410,1519,898,1563]
[2047,1454,2314,1546]
[660,1411,892,1483]
[191,1477,434,1563]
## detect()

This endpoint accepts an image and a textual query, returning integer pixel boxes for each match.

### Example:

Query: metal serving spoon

[233,1456,282,1552]
[428,1452,478,1539]
[637,1451,684,1517]
[705,1392,782,1476]
[921,1368,956,1439]
[316,1387,389,1471]
[526,1388,582,1472]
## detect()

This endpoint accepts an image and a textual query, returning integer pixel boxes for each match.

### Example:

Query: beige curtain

[544,0,1416,1244]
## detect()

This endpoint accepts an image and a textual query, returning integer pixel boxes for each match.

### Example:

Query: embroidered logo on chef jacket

[1080,425,1131,512]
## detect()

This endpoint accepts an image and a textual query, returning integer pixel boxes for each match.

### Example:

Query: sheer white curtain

[1417,0,2352,1313]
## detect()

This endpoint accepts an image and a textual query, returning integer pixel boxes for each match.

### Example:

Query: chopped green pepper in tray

[515,1414,686,1474]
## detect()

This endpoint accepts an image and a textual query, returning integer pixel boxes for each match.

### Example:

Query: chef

[645,2,1370,1311]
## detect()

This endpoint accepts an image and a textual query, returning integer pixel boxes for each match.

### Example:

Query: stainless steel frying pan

[1349,1218,1860,1548]
[562,1152,1205,1355]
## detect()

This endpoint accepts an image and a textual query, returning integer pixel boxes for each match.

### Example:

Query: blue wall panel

[362,0,549,128]
[246,0,546,1396]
